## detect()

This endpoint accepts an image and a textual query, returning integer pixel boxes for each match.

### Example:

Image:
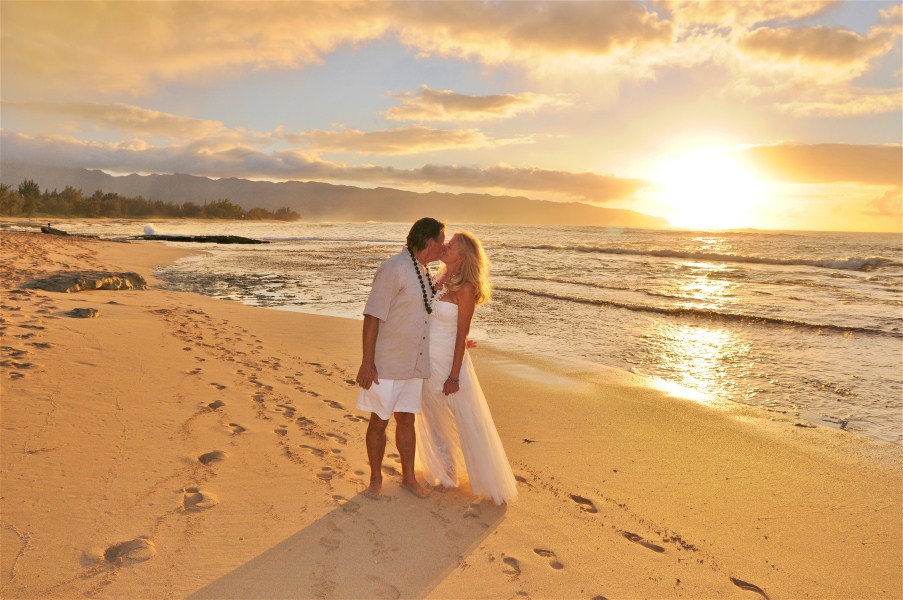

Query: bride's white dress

[416,300,518,505]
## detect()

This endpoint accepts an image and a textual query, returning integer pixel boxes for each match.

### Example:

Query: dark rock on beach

[65,308,99,318]
[138,234,269,244]
[24,272,147,293]
[41,225,70,236]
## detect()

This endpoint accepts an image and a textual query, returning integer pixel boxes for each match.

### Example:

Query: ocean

[19,220,903,445]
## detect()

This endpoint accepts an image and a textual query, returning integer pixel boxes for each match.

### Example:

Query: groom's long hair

[406,217,446,251]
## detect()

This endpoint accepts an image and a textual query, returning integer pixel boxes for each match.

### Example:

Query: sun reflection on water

[651,323,749,406]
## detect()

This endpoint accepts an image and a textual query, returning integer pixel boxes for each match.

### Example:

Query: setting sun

[654,150,766,230]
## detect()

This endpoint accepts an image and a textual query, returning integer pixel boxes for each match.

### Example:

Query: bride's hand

[442,377,460,396]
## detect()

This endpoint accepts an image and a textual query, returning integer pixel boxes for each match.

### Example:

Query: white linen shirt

[363,250,432,380]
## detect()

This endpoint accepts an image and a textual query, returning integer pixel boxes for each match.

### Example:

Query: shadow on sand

[188,488,506,599]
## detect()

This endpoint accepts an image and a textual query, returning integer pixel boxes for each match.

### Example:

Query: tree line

[0,180,300,221]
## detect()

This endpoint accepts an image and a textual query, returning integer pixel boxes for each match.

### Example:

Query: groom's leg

[364,413,388,498]
[394,412,429,498]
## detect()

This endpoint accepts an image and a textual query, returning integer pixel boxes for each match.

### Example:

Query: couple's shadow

[189,487,506,599]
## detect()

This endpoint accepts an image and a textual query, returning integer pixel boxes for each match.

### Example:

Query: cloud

[740,143,903,186]
[0,2,389,96]
[390,164,647,202]
[773,87,903,117]
[384,85,570,122]
[662,1,834,28]
[280,125,529,155]
[878,4,902,36]
[738,25,893,66]
[394,2,671,59]
[1,101,229,140]
[1,131,644,202]
[863,187,902,218]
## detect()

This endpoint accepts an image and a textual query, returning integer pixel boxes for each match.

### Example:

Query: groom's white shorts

[356,378,423,421]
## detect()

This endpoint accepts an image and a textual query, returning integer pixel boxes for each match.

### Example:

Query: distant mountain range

[0,163,669,228]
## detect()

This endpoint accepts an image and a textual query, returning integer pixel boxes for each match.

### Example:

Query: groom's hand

[356,362,379,390]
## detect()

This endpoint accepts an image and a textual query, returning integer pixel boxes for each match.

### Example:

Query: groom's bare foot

[401,479,431,499]
[363,478,382,499]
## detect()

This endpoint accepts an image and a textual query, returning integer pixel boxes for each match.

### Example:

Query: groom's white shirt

[363,250,431,380]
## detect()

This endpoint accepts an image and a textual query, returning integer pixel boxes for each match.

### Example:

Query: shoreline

[1,231,901,599]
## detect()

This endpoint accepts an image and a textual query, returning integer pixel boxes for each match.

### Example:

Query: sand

[0,230,900,599]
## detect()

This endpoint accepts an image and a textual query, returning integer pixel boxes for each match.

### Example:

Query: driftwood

[138,234,269,244]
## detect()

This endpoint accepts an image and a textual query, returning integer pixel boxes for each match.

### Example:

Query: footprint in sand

[274,427,288,436]
[501,556,522,578]
[386,452,400,463]
[209,382,225,390]
[326,432,347,445]
[182,487,219,511]
[301,444,327,457]
[227,423,246,434]
[381,464,399,477]
[208,400,226,410]
[344,414,368,423]
[332,495,361,514]
[622,531,665,553]
[276,404,297,418]
[366,574,402,600]
[569,493,599,514]
[323,399,344,410]
[533,548,564,569]
[103,536,156,564]
[198,450,227,465]
[318,468,335,481]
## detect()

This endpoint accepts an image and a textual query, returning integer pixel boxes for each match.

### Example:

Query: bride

[416,231,518,505]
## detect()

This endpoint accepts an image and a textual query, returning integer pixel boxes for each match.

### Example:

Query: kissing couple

[354,217,518,505]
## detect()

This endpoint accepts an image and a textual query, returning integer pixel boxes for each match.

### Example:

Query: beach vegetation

[2,180,301,221]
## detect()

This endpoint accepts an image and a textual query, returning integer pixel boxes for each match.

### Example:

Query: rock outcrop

[24,272,147,293]
[65,308,99,318]
[138,234,268,244]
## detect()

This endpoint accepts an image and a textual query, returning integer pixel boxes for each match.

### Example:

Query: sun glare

[654,149,765,230]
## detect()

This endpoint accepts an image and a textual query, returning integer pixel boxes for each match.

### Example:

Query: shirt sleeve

[363,259,399,321]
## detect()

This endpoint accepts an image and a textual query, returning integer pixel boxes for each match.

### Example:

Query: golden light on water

[654,149,766,230]
[650,263,747,405]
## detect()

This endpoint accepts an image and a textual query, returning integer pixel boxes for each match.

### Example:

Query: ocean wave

[496,286,902,338]
[502,244,902,272]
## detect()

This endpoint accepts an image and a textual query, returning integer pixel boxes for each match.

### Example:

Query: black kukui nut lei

[407,246,435,314]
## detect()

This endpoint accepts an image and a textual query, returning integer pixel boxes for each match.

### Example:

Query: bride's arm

[443,283,476,396]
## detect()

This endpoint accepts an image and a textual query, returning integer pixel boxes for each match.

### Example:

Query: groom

[355,217,446,498]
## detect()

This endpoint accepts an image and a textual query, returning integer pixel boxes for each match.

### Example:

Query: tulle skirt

[415,304,517,505]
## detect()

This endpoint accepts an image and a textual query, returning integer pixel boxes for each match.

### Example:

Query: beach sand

[1,230,900,599]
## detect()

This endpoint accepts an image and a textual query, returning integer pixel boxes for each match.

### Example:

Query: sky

[1,1,901,232]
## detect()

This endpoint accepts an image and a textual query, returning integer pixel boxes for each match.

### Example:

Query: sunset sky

[1,1,901,232]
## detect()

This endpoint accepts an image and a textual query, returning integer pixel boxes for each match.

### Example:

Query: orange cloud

[741,143,902,186]
[384,85,569,122]
[774,87,903,117]
[280,125,529,155]
[0,2,389,96]
[1,101,228,140]
[864,188,902,218]
[738,25,893,65]
[661,0,834,28]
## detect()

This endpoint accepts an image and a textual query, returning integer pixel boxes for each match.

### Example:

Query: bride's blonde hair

[445,231,491,305]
